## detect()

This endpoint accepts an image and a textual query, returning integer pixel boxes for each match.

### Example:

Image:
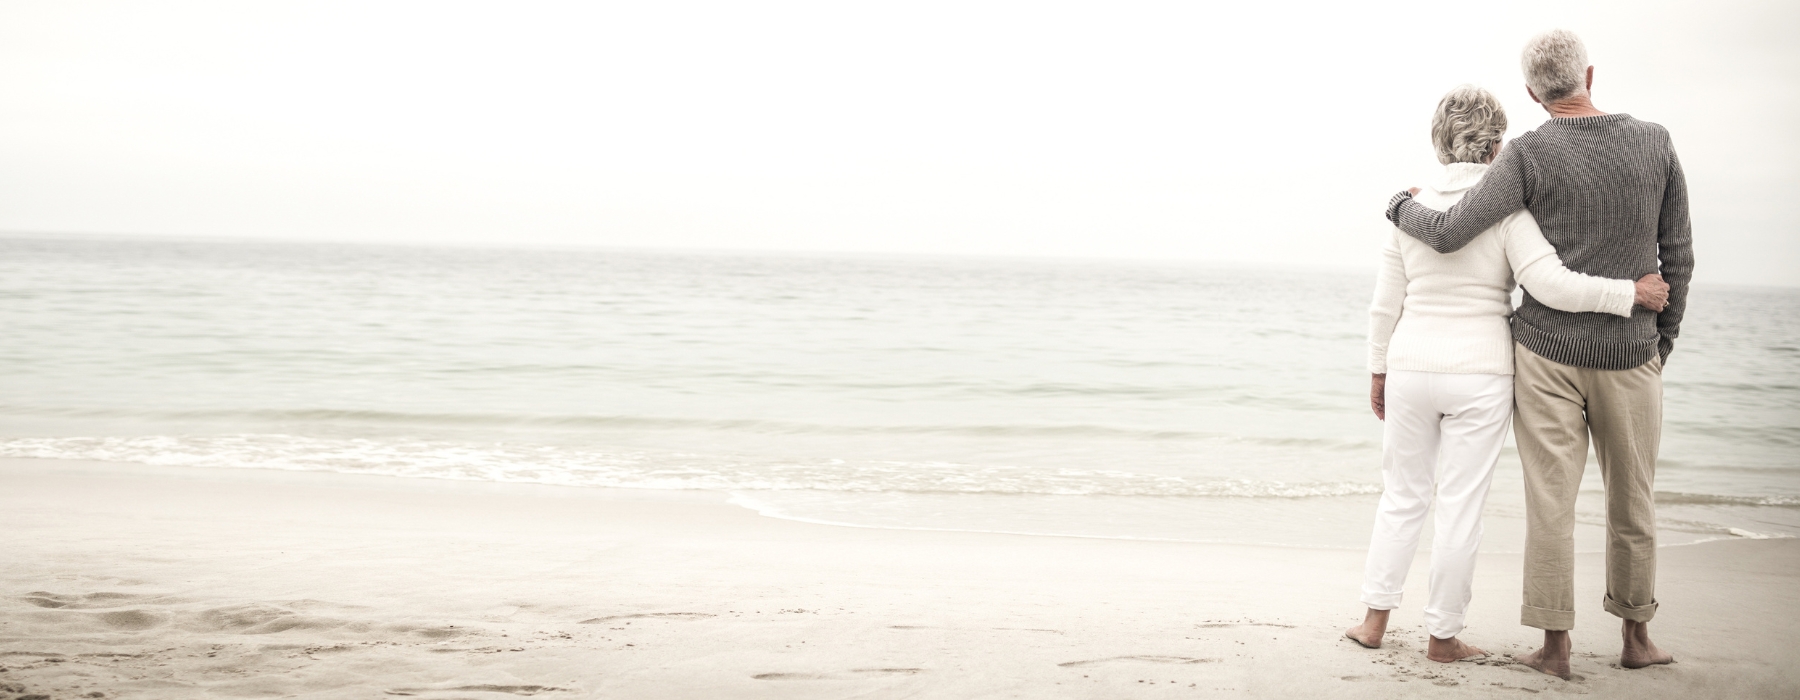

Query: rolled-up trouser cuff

[1604,595,1658,622]
[1521,604,1574,631]
[1422,608,1465,640]
[1360,590,1402,611]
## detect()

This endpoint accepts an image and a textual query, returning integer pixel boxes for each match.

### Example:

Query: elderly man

[1383,29,1692,679]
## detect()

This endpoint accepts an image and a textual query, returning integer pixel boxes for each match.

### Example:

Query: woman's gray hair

[1521,29,1589,104]
[1430,85,1508,165]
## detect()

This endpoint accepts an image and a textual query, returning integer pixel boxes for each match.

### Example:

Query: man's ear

[1585,65,1594,93]
[1526,86,1541,104]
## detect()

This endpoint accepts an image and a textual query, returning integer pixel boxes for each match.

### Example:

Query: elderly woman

[1342,85,1667,662]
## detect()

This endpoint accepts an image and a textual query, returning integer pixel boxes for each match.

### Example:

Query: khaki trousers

[1513,342,1663,631]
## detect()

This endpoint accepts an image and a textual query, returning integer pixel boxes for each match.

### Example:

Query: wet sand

[1,458,1795,699]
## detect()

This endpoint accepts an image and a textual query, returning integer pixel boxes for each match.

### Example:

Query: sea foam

[0,434,1381,499]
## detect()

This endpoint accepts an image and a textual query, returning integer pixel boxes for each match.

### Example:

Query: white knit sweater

[1369,162,1636,375]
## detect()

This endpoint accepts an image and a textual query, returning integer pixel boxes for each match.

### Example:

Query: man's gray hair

[1521,29,1589,104]
[1431,85,1507,165]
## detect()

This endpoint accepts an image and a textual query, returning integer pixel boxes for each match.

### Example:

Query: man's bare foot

[1514,630,1573,680]
[1426,635,1487,662]
[1620,620,1675,669]
[1344,608,1390,649]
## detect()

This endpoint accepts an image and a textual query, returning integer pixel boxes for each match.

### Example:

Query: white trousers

[1360,370,1513,640]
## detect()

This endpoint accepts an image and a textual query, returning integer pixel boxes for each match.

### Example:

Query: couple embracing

[1343,29,1692,680]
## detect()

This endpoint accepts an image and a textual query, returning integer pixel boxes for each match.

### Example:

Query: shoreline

[726,489,1787,552]
[3,451,1773,553]
[2,457,1796,698]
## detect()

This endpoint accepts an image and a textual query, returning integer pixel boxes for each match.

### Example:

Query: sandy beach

[4,1,1797,697]
[0,458,1793,699]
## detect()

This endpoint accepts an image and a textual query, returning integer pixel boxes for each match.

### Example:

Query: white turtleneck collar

[1431,162,1489,195]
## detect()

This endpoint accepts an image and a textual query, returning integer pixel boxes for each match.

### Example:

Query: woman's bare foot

[1426,635,1487,662]
[1344,608,1390,649]
[1620,620,1675,668]
[1514,630,1573,680]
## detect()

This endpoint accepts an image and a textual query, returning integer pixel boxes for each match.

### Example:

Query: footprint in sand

[92,609,169,631]
[578,612,715,624]
[408,627,464,639]
[751,673,832,681]
[19,591,163,609]
[887,625,1063,634]
[0,652,66,661]
[384,684,567,696]
[18,594,173,632]
[752,669,924,680]
[1058,656,1218,667]
[189,603,346,635]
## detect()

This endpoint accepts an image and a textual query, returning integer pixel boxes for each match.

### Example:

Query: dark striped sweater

[1384,113,1694,370]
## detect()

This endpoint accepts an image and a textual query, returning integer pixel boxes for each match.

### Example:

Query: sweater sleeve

[1503,211,1635,317]
[1385,143,1533,254]
[1367,231,1407,374]
[1655,144,1695,363]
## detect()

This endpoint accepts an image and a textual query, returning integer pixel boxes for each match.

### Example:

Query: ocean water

[3,235,1796,550]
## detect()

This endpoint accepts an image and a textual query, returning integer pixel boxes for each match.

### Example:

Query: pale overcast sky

[2,1,1795,285]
